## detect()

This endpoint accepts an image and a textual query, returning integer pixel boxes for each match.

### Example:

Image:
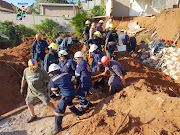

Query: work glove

[20,87,25,97]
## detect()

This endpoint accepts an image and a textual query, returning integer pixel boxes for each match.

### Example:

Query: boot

[69,106,83,116]
[51,128,62,135]
[54,116,63,133]
[27,115,37,123]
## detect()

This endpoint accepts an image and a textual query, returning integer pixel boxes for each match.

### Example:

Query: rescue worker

[83,20,90,41]
[89,44,105,89]
[106,16,115,33]
[58,50,76,76]
[20,59,56,123]
[101,56,126,95]
[74,51,94,112]
[44,43,59,72]
[130,34,137,56]
[89,22,96,39]
[105,24,119,59]
[87,31,104,50]
[48,64,82,135]
[119,30,130,53]
[31,33,49,69]
[96,20,105,37]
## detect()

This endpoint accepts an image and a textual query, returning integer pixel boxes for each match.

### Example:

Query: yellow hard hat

[28,59,38,70]
[85,20,90,25]
[36,33,42,39]
[94,31,102,38]
[109,23,115,30]
[48,43,58,50]
[115,27,118,31]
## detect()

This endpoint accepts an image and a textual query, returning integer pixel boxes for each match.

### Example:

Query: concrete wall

[0,12,73,32]
[81,0,106,11]
[106,0,112,17]
[111,0,130,17]
[40,5,78,17]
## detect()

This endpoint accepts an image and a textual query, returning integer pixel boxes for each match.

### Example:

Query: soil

[0,8,180,135]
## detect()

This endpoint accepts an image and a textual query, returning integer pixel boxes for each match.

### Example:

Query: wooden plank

[0,100,41,121]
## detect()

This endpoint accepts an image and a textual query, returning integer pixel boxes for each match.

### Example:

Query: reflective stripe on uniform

[55,112,64,116]
[51,87,58,91]
[75,72,80,76]
[52,73,68,82]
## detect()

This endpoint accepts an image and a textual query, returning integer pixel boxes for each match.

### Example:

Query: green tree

[91,5,105,17]
[33,18,64,42]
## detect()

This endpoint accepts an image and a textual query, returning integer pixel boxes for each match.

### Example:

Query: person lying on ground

[58,50,76,76]
[101,56,127,95]
[20,59,56,123]
[74,51,94,112]
[48,64,82,135]
[89,44,105,90]
[105,24,119,59]
[31,33,49,69]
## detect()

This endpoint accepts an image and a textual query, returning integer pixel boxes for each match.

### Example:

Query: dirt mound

[0,38,34,115]
[59,79,180,135]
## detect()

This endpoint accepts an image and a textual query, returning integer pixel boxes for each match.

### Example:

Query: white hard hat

[74,51,84,58]
[48,63,60,73]
[99,20,104,24]
[58,50,68,57]
[89,44,98,52]
[121,29,124,32]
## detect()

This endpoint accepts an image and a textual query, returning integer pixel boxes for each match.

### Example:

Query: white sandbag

[177,48,180,54]
[118,45,126,52]
[171,56,179,61]
[172,75,179,80]
[169,70,176,76]
[165,60,173,65]
[167,65,175,70]
[167,47,175,53]
[170,52,179,57]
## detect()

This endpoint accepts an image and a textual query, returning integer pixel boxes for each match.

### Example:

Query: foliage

[0,21,35,45]
[71,0,91,38]
[91,5,105,17]
[33,18,64,42]
[136,35,153,43]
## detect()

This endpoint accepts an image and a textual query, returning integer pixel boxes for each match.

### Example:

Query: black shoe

[87,102,94,108]
[50,128,62,135]
[27,115,37,123]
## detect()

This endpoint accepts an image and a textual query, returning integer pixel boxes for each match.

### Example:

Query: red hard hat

[169,40,173,44]
[160,38,163,41]
[101,56,110,66]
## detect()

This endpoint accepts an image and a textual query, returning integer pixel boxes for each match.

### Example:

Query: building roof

[39,3,78,7]
[0,0,14,11]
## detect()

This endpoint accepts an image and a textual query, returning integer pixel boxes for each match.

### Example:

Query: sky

[3,0,83,7]
[3,0,35,7]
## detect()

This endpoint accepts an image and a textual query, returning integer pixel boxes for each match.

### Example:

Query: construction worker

[106,16,115,32]
[31,33,49,69]
[20,59,56,123]
[89,22,96,39]
[44,43,59,72]
[48,64,82,135]
[74,51,94,112]
[101,56,126,95]
[58,50,76,76]
[119,30,130,53]
[87,31,104,50]
[83,20,90,41]
[130,34,137,56]
[97,20,105,37]
[105,24,119,59]
[89,44,105,89]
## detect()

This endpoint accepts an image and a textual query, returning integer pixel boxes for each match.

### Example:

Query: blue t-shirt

[108,60,125,76]
[58,58,76,76]
[91,49,104,72]
[75,60,92,91]
[50,71,75,97]
[96,25,103,35]
[31,40,49,55]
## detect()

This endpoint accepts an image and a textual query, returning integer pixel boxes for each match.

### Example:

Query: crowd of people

[20,16,137,135]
